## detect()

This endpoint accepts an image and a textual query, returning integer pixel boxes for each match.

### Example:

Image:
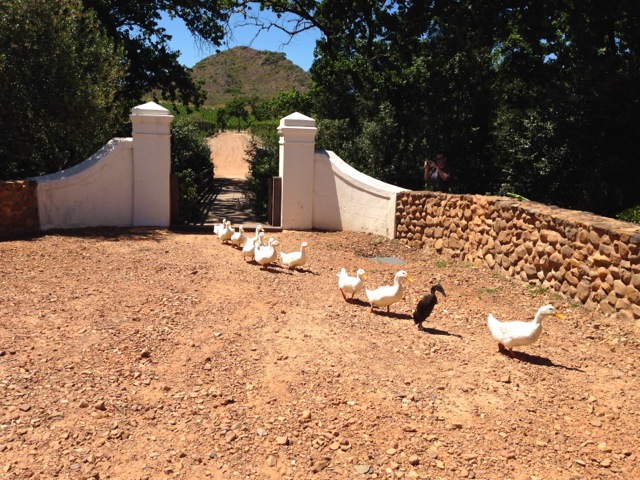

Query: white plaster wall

[32,138,134,230]
[29,102,172,231]
[313,150,408,238]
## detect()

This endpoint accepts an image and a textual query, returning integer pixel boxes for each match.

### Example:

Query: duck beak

[407,277,413,282]
[554,313,565,319]
[362,274,367,280]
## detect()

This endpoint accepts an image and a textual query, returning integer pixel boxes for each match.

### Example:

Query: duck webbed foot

[498,343,517,358]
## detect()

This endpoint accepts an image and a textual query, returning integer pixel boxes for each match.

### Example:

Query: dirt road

[1,229,639,479]
[208,131,252,179]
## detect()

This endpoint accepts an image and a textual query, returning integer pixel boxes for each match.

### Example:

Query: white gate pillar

[278,112,317,229]
[130,102,174,226]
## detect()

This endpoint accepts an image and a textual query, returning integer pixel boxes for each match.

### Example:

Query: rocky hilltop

[192,46,311,106]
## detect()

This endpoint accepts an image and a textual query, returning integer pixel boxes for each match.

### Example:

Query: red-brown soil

[1,228,639,480]
[2,128,639,479]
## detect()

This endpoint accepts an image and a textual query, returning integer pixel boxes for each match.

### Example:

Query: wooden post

[271,177,282,227]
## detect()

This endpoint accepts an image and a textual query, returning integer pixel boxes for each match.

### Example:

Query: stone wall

[396,191,640,320]
[0,181,39,239]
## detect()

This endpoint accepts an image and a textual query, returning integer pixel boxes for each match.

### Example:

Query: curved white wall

[313,150,408,238]
[277,112,407,238]
[33,139,134,230]
[29,102,173,231]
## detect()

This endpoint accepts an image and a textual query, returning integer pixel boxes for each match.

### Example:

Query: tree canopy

[245,0,640,217]
[82,0,235,107]
[3,0,639,219]
[0,0,127,179]
[0,0,236,179]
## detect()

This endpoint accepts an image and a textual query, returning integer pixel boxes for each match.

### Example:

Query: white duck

[337,268,367,300]
[487,304,565,358]
[280,241,309,270]
[213,218,226,236]
[254,237,279,269]
[217,220,234,244]
[230,225,247,248]
[365,270,413,313]
[242,225,265,261]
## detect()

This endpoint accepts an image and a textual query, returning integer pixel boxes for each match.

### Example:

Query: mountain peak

[192,46,311,107]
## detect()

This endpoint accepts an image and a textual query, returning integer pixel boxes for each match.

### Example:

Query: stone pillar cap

[131,102,171,116]
[279,112,316,128]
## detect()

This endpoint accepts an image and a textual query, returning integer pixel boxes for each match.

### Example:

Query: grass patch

[528,284,548,295]
[478,287,499,294]
[371,235,387,246]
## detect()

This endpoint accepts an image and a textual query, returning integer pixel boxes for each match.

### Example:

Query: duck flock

[213,220,565,359]
[215,220,308,270]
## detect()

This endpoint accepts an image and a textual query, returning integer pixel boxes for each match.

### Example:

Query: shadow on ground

[179,178,269,230]
[498,349,585,371]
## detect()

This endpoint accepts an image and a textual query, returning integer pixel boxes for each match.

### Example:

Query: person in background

[423,151,451,192]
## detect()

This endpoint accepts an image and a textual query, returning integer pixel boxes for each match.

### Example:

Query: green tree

[490,3,569,203]
[294,1,495,191]
[171,119,213,221]
[251,1,497,191]
[224,97,250,130]
[244,124,279,216]
[254,0,640,217]
[82,0,235,107]
[253,88,311,121]
[0,0,128,180]
[550,1,640,215]
[491,1,640,215]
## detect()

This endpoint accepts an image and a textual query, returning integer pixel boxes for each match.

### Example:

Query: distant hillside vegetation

[192,46,311,107]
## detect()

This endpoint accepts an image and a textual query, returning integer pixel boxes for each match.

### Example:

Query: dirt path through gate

[207,131,252,179]
[201,130,263,226]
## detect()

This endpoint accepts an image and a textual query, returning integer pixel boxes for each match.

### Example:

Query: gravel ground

[1,228,639,480]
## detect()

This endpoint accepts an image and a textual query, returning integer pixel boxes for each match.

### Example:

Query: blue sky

[158,10,320,72]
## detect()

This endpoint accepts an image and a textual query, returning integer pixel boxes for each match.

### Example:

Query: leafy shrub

[244,121,279,216]
[0,0,127,180]
[171,120,213,222]
[616,206,640,225]
[162,104,219,137]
